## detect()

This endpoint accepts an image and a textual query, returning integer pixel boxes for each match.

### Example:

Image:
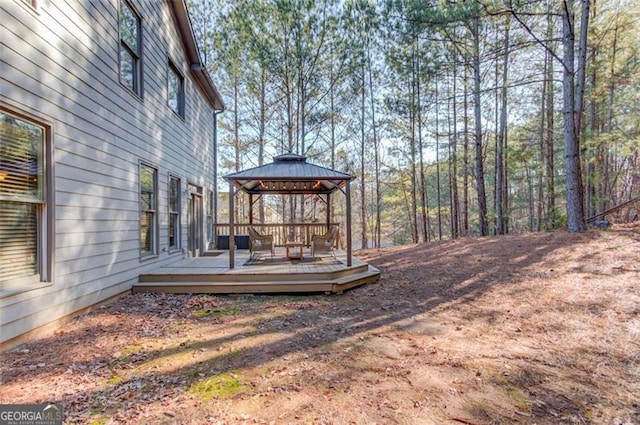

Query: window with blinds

[140,163,157,256]
[207,190,213,250]
[168,175,180,250]
[0,111,45,284]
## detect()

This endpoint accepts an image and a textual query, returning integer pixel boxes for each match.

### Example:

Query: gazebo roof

[224,153,355,195]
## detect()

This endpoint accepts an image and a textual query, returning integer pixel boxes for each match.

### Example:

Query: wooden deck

[134,249,380,294]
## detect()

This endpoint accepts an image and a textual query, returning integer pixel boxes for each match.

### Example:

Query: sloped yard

[1,225,639,424]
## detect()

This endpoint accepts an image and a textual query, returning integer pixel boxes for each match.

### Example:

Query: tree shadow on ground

[3,229,635,424]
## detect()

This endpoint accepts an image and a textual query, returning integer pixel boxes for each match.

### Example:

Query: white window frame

[207,189,214,250]
[0,106,53,292]
[168,174,181,251]
[140,162,158,258]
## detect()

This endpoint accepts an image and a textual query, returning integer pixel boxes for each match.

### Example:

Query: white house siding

[0,0,219,346]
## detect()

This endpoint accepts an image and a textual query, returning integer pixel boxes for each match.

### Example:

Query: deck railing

[215,223,340,248]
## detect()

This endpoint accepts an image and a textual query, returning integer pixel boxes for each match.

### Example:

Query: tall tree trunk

[366,45,382,248]
[446,73,454,239]
[360,57,368,249]
[258,68,267,223]
[416,41,430,243]
[472,14,489,236]
[602,16,619,215]
[451,64,460,239]
[285,73,294,153]
[410,54,419,243]
[586,5,598,219]
[537,43,547,232]
[329,60,336,224]
[298,58,306,224]
[364,32,381,247]
[233,75,240,173]
[401,177,415,243]
[496,15,510,235]
[526,162,535,231]
[463,66,470,236]
[494,36,500,235]
[561,0,587,232]
[231,73,243,221]
[435,79,443,240]
[545,2,556,230]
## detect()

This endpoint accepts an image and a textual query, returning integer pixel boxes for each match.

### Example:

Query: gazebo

[223,152,356,268]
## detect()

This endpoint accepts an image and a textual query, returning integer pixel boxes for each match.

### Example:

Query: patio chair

[311,225,339,259]
[247,226,275,259]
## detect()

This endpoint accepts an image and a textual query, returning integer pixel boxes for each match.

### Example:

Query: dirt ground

[1,225,639,425]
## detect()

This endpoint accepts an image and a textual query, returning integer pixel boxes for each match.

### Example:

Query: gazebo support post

[249,194,253,224]
[346,181,352,267]
[326,194,331,231]
[229,181,235,269]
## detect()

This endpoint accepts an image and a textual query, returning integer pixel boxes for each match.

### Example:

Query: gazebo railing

[215,223,340,248]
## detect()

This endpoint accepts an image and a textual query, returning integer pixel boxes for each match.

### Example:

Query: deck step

[133,280,335,294]
[133,265,380,295]
[333,265,381,294]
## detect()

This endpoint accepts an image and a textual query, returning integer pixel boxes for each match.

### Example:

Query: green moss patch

[187,372,246,400]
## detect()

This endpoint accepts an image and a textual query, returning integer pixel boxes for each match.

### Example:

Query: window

[0,109,50,286]
[140,163,157,257]
[207,190,213,249]
[119,0,142,95]
[168,175,180,250]
[167,61,184,117]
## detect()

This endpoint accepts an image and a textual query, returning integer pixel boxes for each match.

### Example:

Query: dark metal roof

[224,153,355,195]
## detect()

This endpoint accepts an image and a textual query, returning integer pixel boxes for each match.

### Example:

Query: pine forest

[187,0,640,247]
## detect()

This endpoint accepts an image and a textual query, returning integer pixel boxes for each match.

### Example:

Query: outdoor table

[284,241,305,260]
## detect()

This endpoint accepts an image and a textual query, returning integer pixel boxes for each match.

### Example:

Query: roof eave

[168,0,225,111]
[224,176,352,182]
[242,190,337,195]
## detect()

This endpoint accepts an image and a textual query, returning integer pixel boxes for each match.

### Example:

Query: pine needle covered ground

[1,225,639,424]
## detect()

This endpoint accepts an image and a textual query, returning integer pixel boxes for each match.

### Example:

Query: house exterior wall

[0,0,220,346]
